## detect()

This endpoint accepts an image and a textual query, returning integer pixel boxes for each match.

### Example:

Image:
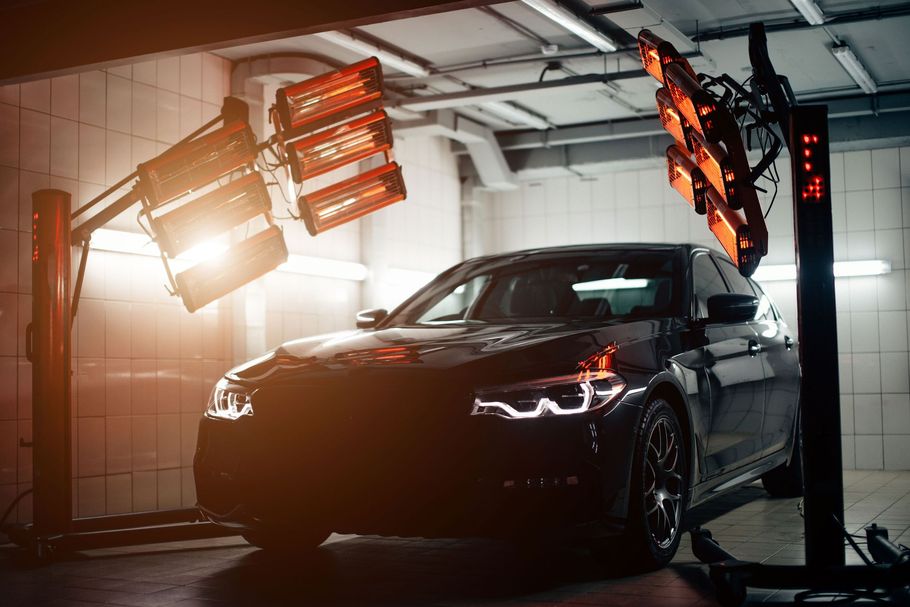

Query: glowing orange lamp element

[706,187,758,276]
[286,110,393,183]
[275,57,383,136]
[637,29,697,84]
[656,88,694,151]
[690,131,742,211]
[153,172,271,258]
[137,121,257,208]
[666,144,708,214]
[664,63,723,144]
[175,225,288,313]
[297,162,406,236]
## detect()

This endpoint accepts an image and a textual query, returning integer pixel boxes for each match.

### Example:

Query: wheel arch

[641,377,697,502]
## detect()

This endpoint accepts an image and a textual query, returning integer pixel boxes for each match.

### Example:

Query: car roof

[462,243,716,265]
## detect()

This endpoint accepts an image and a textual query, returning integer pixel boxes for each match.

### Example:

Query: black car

[194,243,802,568]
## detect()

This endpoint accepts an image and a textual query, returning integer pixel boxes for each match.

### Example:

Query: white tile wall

[481,146,910,470]
[0,53,237,523]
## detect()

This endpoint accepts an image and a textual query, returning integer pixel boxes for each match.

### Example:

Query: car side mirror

[356,308,388,329]
[707,293,758,323]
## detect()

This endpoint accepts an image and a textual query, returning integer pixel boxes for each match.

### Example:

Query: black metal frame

[690,21,910,606]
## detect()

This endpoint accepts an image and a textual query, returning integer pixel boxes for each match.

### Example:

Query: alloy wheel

[643,416,683,549]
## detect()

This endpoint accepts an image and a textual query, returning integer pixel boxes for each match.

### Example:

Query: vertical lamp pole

[789,105,846,568]
[29,189,73,549]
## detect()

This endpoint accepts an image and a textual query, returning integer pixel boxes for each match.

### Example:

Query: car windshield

[388,249,681,325]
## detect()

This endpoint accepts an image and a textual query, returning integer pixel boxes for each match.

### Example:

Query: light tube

[788,0,825,25]
[831,44,878,94]
[521,0,617,52]
[752,260,892,282]
[481,101,551,130]
[572,278,648,292]
[315,30,431,78]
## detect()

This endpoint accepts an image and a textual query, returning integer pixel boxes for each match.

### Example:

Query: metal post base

[5,508,241,561]
[690,528,910,606]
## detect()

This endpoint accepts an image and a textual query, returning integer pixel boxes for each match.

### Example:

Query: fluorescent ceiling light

[834,259,891,278]
[831,44,878,94]
[752,260,891,282]
[89,228,368,281]
[279,255,368,281]
[521,0,617,52]
[788,0,825,25]
[572,278,649,292]
[481,101,551,130]
[315,30,431,78]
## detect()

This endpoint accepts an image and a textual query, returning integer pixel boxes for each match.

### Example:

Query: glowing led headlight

[206,378,253,420]
[472,372,625,420]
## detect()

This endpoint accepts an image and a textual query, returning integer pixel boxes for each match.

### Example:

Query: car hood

[230,320,671,384]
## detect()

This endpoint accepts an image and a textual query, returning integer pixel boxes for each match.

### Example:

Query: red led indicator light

[804,162,813,171]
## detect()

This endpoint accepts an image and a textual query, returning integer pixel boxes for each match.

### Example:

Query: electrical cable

[0,488,32,532]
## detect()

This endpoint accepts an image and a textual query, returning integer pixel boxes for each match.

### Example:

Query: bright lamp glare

[752,260,891,282]
[90,229,226,263]
[572,278,648,292]
[89,228,369,282]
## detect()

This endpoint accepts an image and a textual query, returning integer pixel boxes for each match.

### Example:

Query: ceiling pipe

[692,2,910,42]
[393,70,646,111]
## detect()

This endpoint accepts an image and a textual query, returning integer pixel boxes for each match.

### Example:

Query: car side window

[692,254,729,320]
[717,259,754,296]
[746,277,777,321]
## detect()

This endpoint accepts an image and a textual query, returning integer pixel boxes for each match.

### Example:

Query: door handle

[748,339,762,356]
[784,336,794,350]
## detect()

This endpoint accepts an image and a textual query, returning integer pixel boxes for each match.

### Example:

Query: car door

[747,277,800,457]
[690,252,766,477]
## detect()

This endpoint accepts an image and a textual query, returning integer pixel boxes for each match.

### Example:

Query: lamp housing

[664,63,724,144]
[637,29,697,84]
[275,57,384,137]
[297,162,406,236]
[152,172,271,258]
[656,88,694,151]
[706,187,758,276]
[690,131,741,211]
[666,144,708,215]
[137,121,257,208]
[175,225,288,313]
[286,111,393,184]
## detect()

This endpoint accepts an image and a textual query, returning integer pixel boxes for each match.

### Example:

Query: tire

[761,436,804,498]
[605,398,689,571]
[242,527,330,554]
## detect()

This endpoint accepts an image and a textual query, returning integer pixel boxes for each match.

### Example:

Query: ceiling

[213,0,910,178]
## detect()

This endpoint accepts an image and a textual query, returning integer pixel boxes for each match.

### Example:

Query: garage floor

[2,470,909,606]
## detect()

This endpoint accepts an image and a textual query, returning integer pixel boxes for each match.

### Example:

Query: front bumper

[194,384,642,540]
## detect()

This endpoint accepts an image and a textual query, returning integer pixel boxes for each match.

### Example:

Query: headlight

[471,371,626,419]
[206,378,254,420]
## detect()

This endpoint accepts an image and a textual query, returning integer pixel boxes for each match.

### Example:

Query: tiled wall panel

[0,53,234,524]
